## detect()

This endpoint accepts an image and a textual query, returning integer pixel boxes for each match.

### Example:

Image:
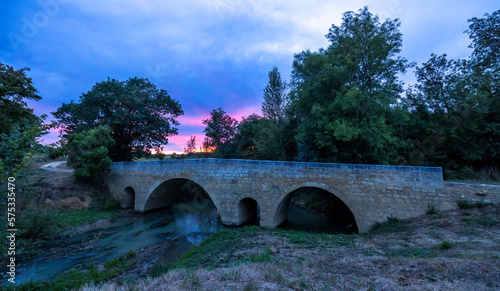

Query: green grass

[439,241,452,250]
[384,247,435,258]
[53,209,119,229]
[273,229,354,247]
[161,226,355,277]
[370,215,407,233]
[8,250,136,291]
[248,247,273,263]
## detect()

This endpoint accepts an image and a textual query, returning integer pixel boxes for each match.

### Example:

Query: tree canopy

[0,62,46,180]
[200,7,499,180]
[290,7,410,164]
[52,77,183,161]
[202,107,238,149]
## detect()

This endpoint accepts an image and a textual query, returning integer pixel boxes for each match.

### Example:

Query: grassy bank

[73,202,500,290]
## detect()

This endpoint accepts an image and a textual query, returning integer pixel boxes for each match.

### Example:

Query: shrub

[19,210,58,240]
[458,200,473,209]
[439,241,452,249]
[97,197,121,211]
[426,203,438,214]
[67,125,115,181]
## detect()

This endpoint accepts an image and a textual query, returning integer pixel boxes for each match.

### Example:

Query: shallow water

[15,200,223,284]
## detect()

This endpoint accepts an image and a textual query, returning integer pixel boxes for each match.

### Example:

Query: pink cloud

[38,127,61,145]
[177,115,208,127]
[227,105,262,121]
[162,133,206,153]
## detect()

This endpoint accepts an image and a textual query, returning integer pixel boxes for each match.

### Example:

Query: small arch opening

[122,186,135,209]
[275,187,358,234]
[238,198,260,226]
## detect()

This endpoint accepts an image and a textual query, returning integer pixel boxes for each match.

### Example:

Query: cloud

[2,0,498,153]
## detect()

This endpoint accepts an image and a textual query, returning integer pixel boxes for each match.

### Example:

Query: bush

[48,146,67,159]
[426,203,438,214]
[439,241,452,249]
[458,200,473,209]
[19,210,58,240]
[97,197,121,211]
[67,125,115,181]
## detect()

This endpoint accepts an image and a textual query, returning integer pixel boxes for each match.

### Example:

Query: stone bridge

[104,159,499,233]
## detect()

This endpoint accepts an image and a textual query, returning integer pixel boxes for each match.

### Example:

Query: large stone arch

[143,177,219,211]
[272,182,360,233]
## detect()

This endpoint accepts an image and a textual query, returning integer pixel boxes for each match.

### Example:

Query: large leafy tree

[202,107,238,149]
[0,62,46,180]
[52,77,183,161]
[290,7,410,164]
[467,10,500,171]
[403,10,500,178]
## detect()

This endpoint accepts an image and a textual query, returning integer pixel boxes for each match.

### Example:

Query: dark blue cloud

[1,0,498,151]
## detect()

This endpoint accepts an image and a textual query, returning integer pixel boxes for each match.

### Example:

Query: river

[14,201,338,284]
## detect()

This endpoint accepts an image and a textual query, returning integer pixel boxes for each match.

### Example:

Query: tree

[467,10,500,72]
[66,125,115,181]
[202,108,238,149]
[262,66,288,123]
[0,62,46,180]
[261,66,290,160]
[184,135,197,154]
[52,77,183,161]
[401,10,500,178]
[290,7,410,164]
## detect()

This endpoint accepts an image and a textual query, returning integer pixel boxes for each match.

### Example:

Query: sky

[1,0,498,153]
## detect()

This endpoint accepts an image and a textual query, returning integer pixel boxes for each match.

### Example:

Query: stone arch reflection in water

[147,178,225,245]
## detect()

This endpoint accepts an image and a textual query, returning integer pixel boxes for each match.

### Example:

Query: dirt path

[40,161,74,173]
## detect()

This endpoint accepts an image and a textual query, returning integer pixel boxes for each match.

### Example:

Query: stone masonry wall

[104,159,499,233]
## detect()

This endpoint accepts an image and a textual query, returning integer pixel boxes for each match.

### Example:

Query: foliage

[155,152,166,160]
[401,10,500,177]
[0,62,46,180]
[18,210,58,240]
[66,125,115,181]
[458,200,473,209]
[202,107,238,149]
[262,66,288,123]
[52,77,183,161]
[426,203,438,215]
[439,241,452,250]
[184,135,197,154]
[370,215,407,233]
[290,7,410,164]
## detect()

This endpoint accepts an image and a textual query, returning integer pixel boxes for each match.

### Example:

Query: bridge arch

[274,184,359,233]
[143,177,222,218]
[121,186,135,209]
[238,197,260,226]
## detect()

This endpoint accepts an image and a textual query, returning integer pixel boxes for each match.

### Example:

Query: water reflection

[14,200,223,284]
